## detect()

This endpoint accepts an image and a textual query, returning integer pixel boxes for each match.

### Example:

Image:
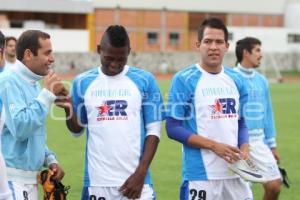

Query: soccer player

[62,25,164,199]
[235,37,281,200]
[0,30,12,200]
[4,36,17,70]
[0,30,65,200]
[166,17,253,200]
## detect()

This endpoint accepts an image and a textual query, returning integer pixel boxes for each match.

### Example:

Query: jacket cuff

[44,154,58,167]
[266,137,277,148]
[37,88,56,108]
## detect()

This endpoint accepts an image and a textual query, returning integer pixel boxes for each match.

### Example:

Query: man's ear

[23,49,32,61]
[226,42,230,50]
[196,41,201,50]
[97,45,101,54]
[243,49,250,57]
[128,47,131,55]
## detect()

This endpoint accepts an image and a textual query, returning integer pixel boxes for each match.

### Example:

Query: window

[147,32,158,44]
[288,34,300,43]
[10,21,23,28]
[169,32,180,45]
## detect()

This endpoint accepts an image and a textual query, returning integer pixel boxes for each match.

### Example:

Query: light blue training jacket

[0,61,57,184]
[235,64,277,148]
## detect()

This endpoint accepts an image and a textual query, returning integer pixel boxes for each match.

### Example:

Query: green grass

[45,81,300,199]
[281,70,300,77]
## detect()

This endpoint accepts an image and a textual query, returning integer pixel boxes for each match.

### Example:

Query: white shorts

[81,184,155,200]
[7,181,38,200]
[180,178,253,200]
[249,139,281,182]
[0,153,11,200]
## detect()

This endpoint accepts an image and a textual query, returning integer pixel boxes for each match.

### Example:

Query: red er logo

[96,103,111,116]
[211,99,223,114]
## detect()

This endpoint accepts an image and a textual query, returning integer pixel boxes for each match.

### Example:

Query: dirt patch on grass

[281,76,300,83]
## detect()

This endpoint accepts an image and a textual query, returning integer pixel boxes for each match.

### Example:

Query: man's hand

[212,142,242,163]
[44,71,65,95]
[49,163,65,181]
[240,143,250,160]
[119,168,146,199]
[55,88,72,109]
[271,147,280,163]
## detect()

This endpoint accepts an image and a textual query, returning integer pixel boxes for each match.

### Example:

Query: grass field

[45,80,300,199]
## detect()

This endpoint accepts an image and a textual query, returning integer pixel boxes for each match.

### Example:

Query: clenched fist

[44,71,65,96]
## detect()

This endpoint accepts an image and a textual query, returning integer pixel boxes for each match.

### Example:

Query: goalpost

[258,52,283,83]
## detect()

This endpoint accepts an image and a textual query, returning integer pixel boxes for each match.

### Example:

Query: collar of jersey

[13,60,43,84]
[98,65,129,78]
[236,63,255,78]
[196,63,224,76]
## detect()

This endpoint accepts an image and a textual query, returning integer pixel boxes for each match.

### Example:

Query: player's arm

[0,72,65,141]
[166,117,241,163]
[54,87,84,134]
[64,102,84,134]
[263,80,280,161]
[61,77,87,135]
[237,117,249,159]
[120,122,161,199]
[235,72,250,159]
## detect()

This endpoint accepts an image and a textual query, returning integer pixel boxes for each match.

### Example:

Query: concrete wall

[52,51,300,74]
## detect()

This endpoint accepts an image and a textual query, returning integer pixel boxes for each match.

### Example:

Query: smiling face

[196,27,229,73]
[99,42,130,76]
[25,38,54,76]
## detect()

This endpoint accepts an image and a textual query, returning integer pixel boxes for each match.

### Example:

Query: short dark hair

[100,25,130,48]
[0,31,5,49]
[198,17,228,42]
[235,37,261,63]
[16,30,50,61]
[5,36,17,46]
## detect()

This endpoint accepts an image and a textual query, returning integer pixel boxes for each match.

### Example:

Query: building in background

[1,0,300,53]
[0,0,92,52]
[92,0,287,52]
[1,0,300,76]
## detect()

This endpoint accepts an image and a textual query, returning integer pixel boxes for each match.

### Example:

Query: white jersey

[72,65,164,187]
[167,64,248,180]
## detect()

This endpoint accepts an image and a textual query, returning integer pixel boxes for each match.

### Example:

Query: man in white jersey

[0,30,12,200]
[166,17,253,200]
[4,36,17,70]
[235,37,281,200]
[0,30,66,200]
[61,25,165,200]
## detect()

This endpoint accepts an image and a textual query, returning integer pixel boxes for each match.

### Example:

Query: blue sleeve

[263,81,277,148]
[224,67,248,118]
[71,77,88,125]
[167,74,191,119]
[142,73,165,124]
[238,117,249,147]
[238,78,248,119]
[0,81,48,141]
[166,117,194,144]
